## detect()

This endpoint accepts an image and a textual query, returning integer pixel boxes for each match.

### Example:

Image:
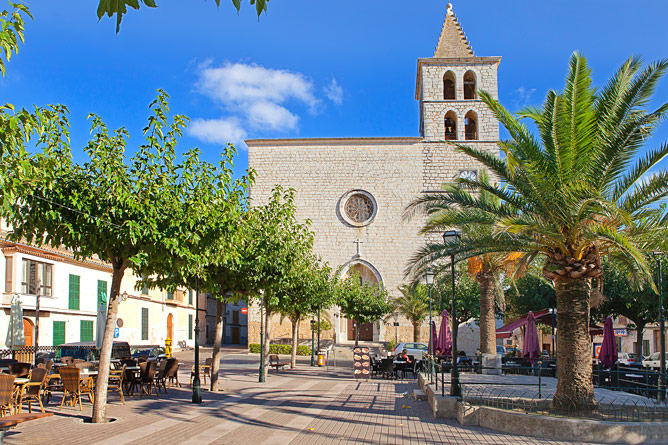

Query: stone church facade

[246,4,500,346]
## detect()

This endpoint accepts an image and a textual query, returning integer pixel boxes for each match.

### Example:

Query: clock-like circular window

[340,190,377,227]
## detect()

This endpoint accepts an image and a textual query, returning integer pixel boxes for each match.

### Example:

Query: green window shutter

[80,320,94,342]
[97,280,108,307]
[166,291,174,300]
[68,274,80,310]
[141,308,149,341]
[188,289,193,305]
[53,321,66,346]
[188,314,193,340]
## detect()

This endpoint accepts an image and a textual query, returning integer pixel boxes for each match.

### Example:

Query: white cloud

[324,78,343,105]
[188,117,247,146]
[247,101,299,130]
[513,86,537,108]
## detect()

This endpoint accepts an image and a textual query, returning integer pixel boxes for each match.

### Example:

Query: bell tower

[416,2,501,143]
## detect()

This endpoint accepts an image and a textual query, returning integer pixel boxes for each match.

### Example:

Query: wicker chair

[107,364,126,405]
[154,360,168,394]
[8,363,31,379]
[59,367,94,411]
[138,360,158,397]
[191,357,211,385]
[0,374,15,417]
[165,358,181,388]
[19,368,47,414]
[60,356,73,366]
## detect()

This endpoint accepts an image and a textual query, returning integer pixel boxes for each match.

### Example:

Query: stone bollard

[482,353,502,375]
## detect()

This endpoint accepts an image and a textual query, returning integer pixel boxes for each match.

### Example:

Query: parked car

[643,352,668,370]
[617,352,644,367]
[56,341,131,362]
[131,346,166,361]
[496,345,506,357]
[392,342,428,359]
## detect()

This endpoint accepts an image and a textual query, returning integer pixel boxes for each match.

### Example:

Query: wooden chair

[165,358,181,388]
[0,374,15,417]
[191,358,211,385]
[19,368,47,414]
[59,367,94,411]
[8,363,31,379]
[138,361,158,397]
[107,364,126,405]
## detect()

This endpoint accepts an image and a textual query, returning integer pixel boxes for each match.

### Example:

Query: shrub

[385,339,396,352]
[248,343,312,356]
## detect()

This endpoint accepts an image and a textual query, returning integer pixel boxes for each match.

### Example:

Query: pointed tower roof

[434,2,474,58]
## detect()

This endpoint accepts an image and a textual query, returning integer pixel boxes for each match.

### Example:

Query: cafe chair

[0,374,15,417]
[108,364,126,405]
[19,368,48,414]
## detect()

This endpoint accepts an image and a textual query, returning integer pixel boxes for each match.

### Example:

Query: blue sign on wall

[114,327,120,338]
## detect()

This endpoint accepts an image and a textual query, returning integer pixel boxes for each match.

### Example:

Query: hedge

[248,343,312,356]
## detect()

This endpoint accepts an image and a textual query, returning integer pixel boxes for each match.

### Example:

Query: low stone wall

[417,373,668,444]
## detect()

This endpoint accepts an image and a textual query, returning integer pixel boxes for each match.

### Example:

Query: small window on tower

[465,110,478,140]
[444,111,457,140]
[464,70,477,100]
[443,71,456,100]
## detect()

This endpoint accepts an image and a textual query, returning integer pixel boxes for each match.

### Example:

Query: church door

[347,318,374,342]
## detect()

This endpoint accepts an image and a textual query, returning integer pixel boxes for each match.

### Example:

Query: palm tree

[391,282,430,342]
[406,171,522,355]
[407,53,668,410]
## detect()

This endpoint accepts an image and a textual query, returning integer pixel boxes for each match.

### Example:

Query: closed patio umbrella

[599,316,618,368]
[429,320,438,354]
[5,297,25,350]
[522,311,540,364]
[436,310,452,357]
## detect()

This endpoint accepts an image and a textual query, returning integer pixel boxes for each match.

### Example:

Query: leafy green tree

[505,271,557,320]
[96,0,269,32]
[391,283,429,342]
[434,262,480,327]
[5,91,202,422]
[337,270,391,346]
[413,54,668,410]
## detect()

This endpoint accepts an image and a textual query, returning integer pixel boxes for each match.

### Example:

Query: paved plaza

[5,350,596,445]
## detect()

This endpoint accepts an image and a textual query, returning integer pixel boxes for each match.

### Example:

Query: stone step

[413,389,427,401]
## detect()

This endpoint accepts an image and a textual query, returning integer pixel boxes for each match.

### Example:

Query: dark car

[55,341,131,362]
[131,346,166,362]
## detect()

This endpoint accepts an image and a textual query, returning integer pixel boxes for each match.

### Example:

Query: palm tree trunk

[412,322,420,343]
[210,299,224,391]
[635,324,645,356]
[477,271,497,354]
[290,317,299,368]
[553,278,595,411]
[92,259,128,423]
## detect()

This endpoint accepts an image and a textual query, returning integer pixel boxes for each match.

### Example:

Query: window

[339,190,378,227]
[465,110,478,140]
[443,71,456,100]
[68,274,80,310]
[97,280,108,307]
[166,291,174,300]
[53,321,66,346]
[5,256,12,293]
[21,259,52,296]
[188,289,193,305]
[141,308,149,340]
[644,342,653,357]
[444,111,457,140]
[188,314,193,340]
[141,276,149,295]
[80,320,94,342]
[232,310,239,325]
[463,70,477,99]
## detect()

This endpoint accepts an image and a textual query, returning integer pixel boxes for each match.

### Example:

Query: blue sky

[3,0,668,179]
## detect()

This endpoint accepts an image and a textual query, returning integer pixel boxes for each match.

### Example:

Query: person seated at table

[456,350,471,364]
[397,349,411,363]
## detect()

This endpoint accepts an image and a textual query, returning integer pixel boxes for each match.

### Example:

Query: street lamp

[426,268,435,383]
[192,278,202,403]
[310,319,317,366]
[652,251,666,402]
[259,290,265,383]
[443,229,462,397]
[393,311,399,345]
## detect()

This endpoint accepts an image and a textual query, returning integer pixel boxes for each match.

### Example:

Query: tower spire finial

[434,2,474,58]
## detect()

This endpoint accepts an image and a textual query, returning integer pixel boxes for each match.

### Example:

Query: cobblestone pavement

[5,353,595,445]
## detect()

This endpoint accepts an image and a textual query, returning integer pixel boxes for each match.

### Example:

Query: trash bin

[318,350,326,367]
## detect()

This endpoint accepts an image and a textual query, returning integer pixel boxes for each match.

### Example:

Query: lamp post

[310,319,316,366]
[426,268,435,382]
[443,229,462,397]
[259,290,266,383]
[652,251,666,402]
[393,311,399,345]
[317,306,321,353]
[192,278,202,403]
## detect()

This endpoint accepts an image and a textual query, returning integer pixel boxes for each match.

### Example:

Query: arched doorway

[343,262,382,342]
[166,314,173,340]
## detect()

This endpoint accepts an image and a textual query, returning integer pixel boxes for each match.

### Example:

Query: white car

[642,352,668,370]
[392,342,428,359]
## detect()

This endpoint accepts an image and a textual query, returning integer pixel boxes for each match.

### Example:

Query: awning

[496,309,555,339]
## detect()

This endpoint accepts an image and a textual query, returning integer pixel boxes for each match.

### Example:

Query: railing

[0,345,152,363]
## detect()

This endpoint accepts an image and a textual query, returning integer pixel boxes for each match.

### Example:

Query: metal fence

[0,345,155,363]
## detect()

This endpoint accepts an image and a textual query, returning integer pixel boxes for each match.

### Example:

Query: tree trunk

[91,259,128,423]
[290,317,299,368]
[210,299,224,391]
[477,271,497,354]
[635,324,645,356]
[553,278,595,411]
[263,308,271,380]
[412,322,420,343]
[355,319,359,347]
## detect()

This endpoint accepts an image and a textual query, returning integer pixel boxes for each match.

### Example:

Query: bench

[0,412,53,443]
[269,355,288,372]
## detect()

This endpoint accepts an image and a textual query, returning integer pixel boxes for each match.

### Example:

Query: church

[246,3,500,346]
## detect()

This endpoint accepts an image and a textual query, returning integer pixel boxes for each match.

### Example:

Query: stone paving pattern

[4,350,598,445]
